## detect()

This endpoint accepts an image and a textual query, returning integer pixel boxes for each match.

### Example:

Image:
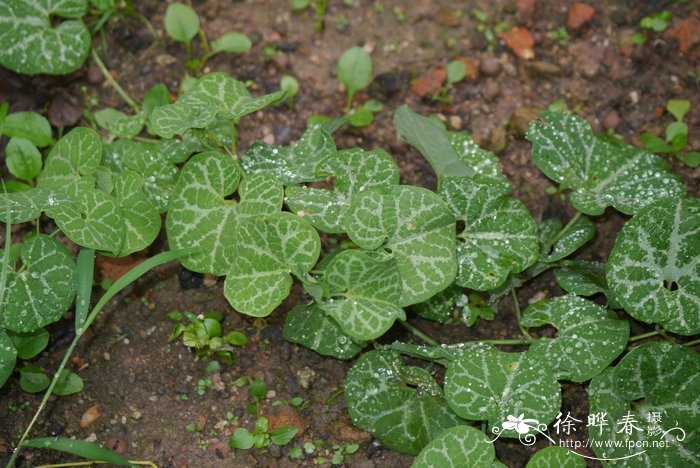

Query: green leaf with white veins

[521,294,628,382]
[0,235,76,333]
[0,0,90,75]
[224,212,320,317]
[38,128,102,198]
[440,177,538,291]
[166,151,283,274]
[345,350,464,456]
[543,215,595,262]
[526,111,686,215]
[413,425,506,468]
[0,189,72,224]
[526,446,584,468]
[94,108,145,139]
[283,304,364,360]
[554,260,621,308]
[607,197,700,335]
[345,185,457,306]
[242,125,337,185]
[46,187,124,254]
[444,345,561,437]
[286,148,400,233]
[448,131,509,187]
[589,344,700,467]
[111,170,161,257]
[318,250,405,340]
[0,331,17,388]
[151,73,285,138]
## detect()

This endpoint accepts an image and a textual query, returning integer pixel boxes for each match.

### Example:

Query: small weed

[632,10,672,45]
[229,416,298,451]
[548,27,569,44]
[168,310,248,363]
[641,99,700,167]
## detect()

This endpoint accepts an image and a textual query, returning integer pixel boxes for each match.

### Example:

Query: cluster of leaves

[168,310,248,363]
[641,99,700,167]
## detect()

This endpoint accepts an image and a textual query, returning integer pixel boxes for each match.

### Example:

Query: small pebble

[266,390,277,399]
[601,110,621,130]
[148,395,159,402]
[105,436,128,454]
[448,115,462,130]
[103,352,111,361]
[202,274,218,287]
[131,410,142,420]
[268,443,283,459]
[479,57,501,76]
[296,367,316,390]
[86,63,104,84]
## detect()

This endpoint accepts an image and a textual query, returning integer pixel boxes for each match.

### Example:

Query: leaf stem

[628,330,661,342]
[544,211,582,251]
[90,48,139,112]
[684,338,700,347]
[511,284,533,340]
[397,320,440,347]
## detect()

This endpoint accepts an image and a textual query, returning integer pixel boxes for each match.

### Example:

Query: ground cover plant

[1,1,699,466]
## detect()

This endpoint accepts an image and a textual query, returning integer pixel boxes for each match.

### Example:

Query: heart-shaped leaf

[413,425,506,468]
[151,73,285,138]
[444,345,561,437]
[526,446,584,467]
[164,3,200,44]
[103,140,180,213]
[345,350,464,455]
[607,197,700,335]
[242,125,337,185]
[318,250,405,340]
[94,108,145,139]
[440,177,538,291]
[286,148,399,233]
[0,0,90,75]
[111,170,161,257]
[521,294,629,382]
[224,212,320,316]
[283,304,364,359]
[0,331,17,388]
[526,111,686,215]
[2,111,52,147]
[0,235,76,333]
[554,260,621,308]
[0,189,72,224]
[448,131,509,186]
[38,127,102,197]
[588,343,700,466]
[166,151,283,274]
[345,185,457,306]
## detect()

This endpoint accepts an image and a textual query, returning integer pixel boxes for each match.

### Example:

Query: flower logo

[502,414,540,434]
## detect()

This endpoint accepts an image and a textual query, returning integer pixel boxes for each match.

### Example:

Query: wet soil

[1,0,699,467]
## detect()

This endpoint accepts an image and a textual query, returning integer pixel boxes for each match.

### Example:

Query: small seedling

[472,9,509,49]
[292,0,329,33]
[331,443,360,465]
[164,3,252,75]
[168,310,248,363]
[280,75,300,108]
[548,27,569,44]
[229,416,298,450]
[641,99,700,167]
[632,10,672,45]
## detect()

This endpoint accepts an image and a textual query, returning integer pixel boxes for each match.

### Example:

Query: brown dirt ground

[1,0,699,467]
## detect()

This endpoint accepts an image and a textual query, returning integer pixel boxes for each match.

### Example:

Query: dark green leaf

[24,437,133,465]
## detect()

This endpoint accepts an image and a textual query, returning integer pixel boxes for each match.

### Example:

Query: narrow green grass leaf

[24,437,133,466]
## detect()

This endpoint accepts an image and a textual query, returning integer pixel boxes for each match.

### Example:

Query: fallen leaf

[411,67,447,97]
[665,18,700,53]
[516,0,536,24]
[262,405,308,435]
[96,254,145,281]
[48,94,82,128]
[80,404,103,428]
[498,27,535,59]
[567,3,596,30]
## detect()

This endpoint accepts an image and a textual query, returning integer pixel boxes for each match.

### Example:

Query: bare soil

[1,0,699,467]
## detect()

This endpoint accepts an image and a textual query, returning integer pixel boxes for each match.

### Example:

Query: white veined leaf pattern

[150,73,284,138]
[543,215,595,262]
[111,170,161,257]
[0,331,17,388]
[283,304,364,360]
[521,294,629,382]
[0,189,72,223]
[166,151,283,274]
[588,343,700,467]
[345,350,464,456]
[318,250,405,340]
[607,197,700,335]
[525,446,584,468]
[224,212,320,317]
[0,235,76,333]
[286,147,400,233]
[526,111,686,215]
[448,131,509,187]
[444,345,561,437]
[94,108,145,139]
[345,185,457,306]
[554,260,621,309]
[440,177,538,291]
[412,425,506,468]
[0,0,90,75]
[241,125,337,185]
